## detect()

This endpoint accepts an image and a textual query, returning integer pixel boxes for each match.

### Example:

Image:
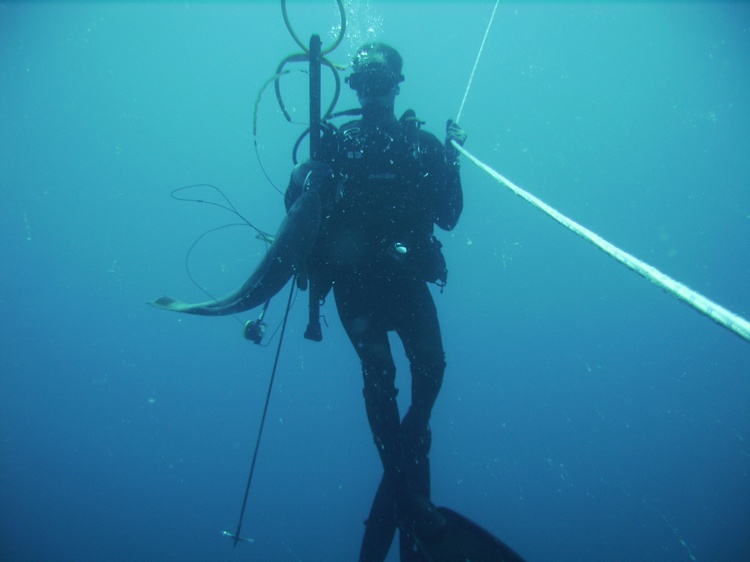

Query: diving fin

[413,504,526,562]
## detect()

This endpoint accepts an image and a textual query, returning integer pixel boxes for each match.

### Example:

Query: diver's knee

[410,359,445,417]
[401,422,432,459]
[362,363,398,403]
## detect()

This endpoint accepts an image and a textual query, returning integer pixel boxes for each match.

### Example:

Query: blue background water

[2,2,749,561]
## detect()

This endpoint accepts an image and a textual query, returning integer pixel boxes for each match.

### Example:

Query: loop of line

[281,0,346,55]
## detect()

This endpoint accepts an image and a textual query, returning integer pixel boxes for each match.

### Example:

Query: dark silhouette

[286,42,466,562]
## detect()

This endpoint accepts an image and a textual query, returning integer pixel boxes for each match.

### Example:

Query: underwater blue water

[1,2,749,561]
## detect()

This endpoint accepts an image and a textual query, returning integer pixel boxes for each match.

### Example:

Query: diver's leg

[334,281,402,470]
[394,281,446,561]
[335,283,402,562]
[397,280,445,489]
[361,342,401,471]
[397,434,432,562]
[356,346,402,561]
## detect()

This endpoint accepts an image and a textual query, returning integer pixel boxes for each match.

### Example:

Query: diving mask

[346,64,404,97]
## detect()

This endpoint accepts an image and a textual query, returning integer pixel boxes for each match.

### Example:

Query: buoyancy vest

[302,110,447,341]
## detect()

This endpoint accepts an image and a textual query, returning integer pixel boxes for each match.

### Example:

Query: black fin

[414,505,526,562]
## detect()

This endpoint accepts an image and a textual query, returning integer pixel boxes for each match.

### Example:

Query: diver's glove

[289,160,336,208]
[445,119,467,168]
[292,160,334,192]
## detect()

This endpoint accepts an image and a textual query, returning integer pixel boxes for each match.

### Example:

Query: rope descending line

[455,143,750,343]
[456,0,499,124]
[453,0,749,343]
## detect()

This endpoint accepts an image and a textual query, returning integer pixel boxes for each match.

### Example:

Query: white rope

[455,0,500,124]
[451,0,749,342]
[455,143,750,343]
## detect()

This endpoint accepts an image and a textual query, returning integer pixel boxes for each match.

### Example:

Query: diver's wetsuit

[287,114,462,562]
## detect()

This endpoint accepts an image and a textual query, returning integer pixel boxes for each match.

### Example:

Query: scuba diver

[286,42,466,562]
[150,41,526,562]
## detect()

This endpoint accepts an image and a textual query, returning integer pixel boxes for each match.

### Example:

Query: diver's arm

[437,161,463,231]
[423,127,463,230]
[435,119,467,231]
